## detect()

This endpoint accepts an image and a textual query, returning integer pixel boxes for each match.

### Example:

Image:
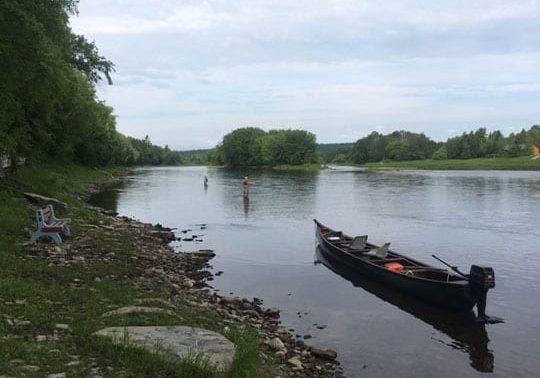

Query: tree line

[200,125,540,167]
[330,126,540,165]
[0,0,180,168]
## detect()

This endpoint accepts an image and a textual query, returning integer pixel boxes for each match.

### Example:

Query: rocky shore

[76,203,344,377]
[14,176,345,377]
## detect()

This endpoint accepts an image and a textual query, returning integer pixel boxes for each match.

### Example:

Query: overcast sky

[70,0,540,150]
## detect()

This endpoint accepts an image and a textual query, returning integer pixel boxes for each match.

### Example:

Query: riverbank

[272,164,327,171]
[0,163,342,377]
[361,156,540,171]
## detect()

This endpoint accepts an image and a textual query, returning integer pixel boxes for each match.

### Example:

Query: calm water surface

[90,167,540,378]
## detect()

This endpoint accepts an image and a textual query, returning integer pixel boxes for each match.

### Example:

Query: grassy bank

[272,163,327,171]
[361,156,540,171]
[0,163,268,377]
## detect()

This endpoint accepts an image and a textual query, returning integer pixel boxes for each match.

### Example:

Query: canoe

[314,246,494,373]
[314,219,498,318]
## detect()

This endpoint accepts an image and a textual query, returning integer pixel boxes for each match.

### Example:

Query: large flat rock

[94,326,235,371]
[23,192,68,209]
[100,306,179,318]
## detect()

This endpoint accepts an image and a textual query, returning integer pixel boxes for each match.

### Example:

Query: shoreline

[359,156,540,171]
[83,177,344,377]
[0,164,344,377]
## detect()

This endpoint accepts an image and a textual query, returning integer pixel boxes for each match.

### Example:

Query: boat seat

[363,242,391,258]
[349,235,368,250]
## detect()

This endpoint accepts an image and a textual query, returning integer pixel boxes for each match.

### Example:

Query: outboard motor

[469,265,502,323]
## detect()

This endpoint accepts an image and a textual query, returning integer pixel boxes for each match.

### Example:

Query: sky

[70,0,540,150]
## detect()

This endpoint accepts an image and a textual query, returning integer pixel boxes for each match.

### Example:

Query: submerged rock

[310,347,338,361]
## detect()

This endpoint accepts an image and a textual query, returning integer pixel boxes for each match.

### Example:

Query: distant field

[361,156,540,170]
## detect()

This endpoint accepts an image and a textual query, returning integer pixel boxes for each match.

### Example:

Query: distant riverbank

[361,156,540,171]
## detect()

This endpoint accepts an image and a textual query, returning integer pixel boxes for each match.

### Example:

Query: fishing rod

[432,254,468,278]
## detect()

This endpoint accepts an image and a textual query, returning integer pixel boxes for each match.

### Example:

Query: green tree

[350,131,386,163]
[483,130,504,157]
[271,129,317,165]
[528,125,540,146]
[350,130,436,163]
[0,0,120,166]
[221,127,265,166]
[386,140,419,161]
[432,146,448,160]
[331,153,347,163]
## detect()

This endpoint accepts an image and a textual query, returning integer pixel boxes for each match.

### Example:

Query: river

[89,166,540,378]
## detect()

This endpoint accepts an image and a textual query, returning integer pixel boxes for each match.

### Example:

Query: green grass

[272,163,327,171]
[0,161,270,377]
[361,156,540,171]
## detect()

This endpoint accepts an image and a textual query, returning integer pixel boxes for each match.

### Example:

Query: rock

[47,373,67,378]
[55,323,70,331]
[19,365,40,373]
[134,298,176,308]
[303,334,312,340]
[220,296,243,306]
[265,307,280,318]
[94,326,235,371]
[13,319,31,326]
[310,347,338,361]
[23,193,68,209]
[193,250,216,259]
[287,356,303,369]
[89,367,102,377]
[150,230,175,241]
[266,337,286,351]
[101,306,179,318]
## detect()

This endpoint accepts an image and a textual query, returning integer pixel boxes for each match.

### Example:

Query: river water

[90,166,540,378]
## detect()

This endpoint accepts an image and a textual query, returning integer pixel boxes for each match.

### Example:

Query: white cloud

[73,3,232,34]
[73,0,540,149]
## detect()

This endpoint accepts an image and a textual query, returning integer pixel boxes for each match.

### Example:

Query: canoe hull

[314,220,478,311]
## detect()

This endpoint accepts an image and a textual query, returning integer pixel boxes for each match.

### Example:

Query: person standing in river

[204,175,208,187]
[243,176,253,198]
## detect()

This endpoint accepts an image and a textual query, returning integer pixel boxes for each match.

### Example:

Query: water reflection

[215,169,320,219]
[88,185,122,212]
[243,196,250,218]
[315,246,495,373]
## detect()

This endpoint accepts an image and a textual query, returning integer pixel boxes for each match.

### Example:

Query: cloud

[72,1,540,149]
[72,1,232,34]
